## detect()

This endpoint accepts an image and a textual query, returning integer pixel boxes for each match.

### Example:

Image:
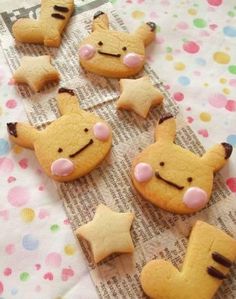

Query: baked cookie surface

[141,221,236,299]
[7,88,112,182]
[12,0,74,47]
[76,204,134,263]
[116,76,164,118]
[131,115,232,214]
[13,55,59,92]
[78,11,156,78]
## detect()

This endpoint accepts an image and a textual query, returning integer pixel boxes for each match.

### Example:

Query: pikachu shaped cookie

[7,88,112,182]
[132,115,233,214]
[78,11,156,78]
[141,221,236,299]
[12,0,74,47]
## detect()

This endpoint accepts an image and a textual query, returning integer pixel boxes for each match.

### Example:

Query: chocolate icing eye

[159,162,165,166]
[187,177,193,182]
[98,41,103,46]
[58,148,63,153]
[122,46,127,51]
[84,128,89,132]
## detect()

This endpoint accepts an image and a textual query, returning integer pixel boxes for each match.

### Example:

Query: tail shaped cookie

[141,221,236,299]
[12,0,74,47]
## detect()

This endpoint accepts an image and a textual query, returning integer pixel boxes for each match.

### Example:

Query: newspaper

[1,1,236,298]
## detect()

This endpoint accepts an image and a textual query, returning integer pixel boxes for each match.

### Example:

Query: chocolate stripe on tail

[51,13,65,20]
[212,252,232,268]
[207,266,226,280]
[54,5,69,13]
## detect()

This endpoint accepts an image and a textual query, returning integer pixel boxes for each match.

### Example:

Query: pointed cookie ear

[92,11,109,32]
[134,22,156,46]
[56,88,81,115]
[201,143,233,172]
[7,122,39,150]
[155,115,176,143]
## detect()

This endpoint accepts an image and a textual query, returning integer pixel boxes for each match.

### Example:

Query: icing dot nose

[79,44,96,60]
[93,122,110,141]
[51,158,74,177]
[134,163,153,183]
[183,187,208,209]
[123,53,143,68]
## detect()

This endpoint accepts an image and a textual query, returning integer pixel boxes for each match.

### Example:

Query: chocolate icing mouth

[69,139,94,158]
[155,171,184,190]
[98,50,121,58]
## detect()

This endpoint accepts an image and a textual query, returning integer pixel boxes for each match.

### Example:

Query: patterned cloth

[0,0,235,298]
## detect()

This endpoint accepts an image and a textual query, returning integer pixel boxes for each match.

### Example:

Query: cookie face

[131,115,232,214]
[12,0,74,47]
[79,11,156,78]
[7,88,112,182]
[141,221,236,299]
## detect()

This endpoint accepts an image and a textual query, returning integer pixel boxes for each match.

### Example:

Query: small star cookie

[76,204,135,263]
[116,76,164,118]
[13,55,60,92]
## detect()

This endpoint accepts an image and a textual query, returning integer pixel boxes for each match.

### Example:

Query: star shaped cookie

[13,55,60,92]
[116,76,164,118]
[76,204,135,263]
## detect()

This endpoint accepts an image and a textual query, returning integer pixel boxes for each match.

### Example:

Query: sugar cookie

[131,115,233,214]
[116,76,164,118]
[141,221,236,299]
[13,55,59,92]
[78,11,156,78]
[12,0,74,47]
[7,88,112,182]
[76,204,134,263]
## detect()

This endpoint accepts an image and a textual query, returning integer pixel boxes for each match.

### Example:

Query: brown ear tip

[93,11,105,20]
[159,114,174,124]
[146,22,156,32]
[221,142,233,159]
[58,87,75,96]
[7,122,18,137]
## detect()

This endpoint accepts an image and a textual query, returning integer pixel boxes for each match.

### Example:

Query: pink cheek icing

[51,158,75,177]
[93,122,110,141]
[134,163,153,183]
[183,187,208,209]
[123,53,144,68]
[79,44,96,60]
